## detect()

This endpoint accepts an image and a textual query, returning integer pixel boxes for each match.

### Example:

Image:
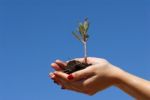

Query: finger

[54,71,95,95]
[49,72,62,85]
[53,77,62,85]
[53,71,84,90]
[53,71,69,81]
[55,76,85,93]
[51,63,62,71]
[69,66,95,81]
[55,59,67,70]
[53,72,91,94]
[49,72,55,79]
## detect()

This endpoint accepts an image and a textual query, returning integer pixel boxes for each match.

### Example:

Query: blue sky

[0,0,150,100]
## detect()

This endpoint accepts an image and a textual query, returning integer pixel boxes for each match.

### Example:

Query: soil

[63,60,92,74]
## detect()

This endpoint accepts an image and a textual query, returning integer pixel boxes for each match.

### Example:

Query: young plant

[62,18,91,74]
[72,18,90,64]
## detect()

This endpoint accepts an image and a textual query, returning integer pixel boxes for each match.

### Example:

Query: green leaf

[79,24,85,39]
[72,18,90,43]
[72,32,82,42]
[83,20,89,32]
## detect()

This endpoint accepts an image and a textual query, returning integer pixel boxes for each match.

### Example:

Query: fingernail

[51,63,57,67]
[49,72,55,79]
[67,74,74,80]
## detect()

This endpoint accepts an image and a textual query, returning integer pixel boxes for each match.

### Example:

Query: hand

[50,57,150,99]
[50,57,121,95]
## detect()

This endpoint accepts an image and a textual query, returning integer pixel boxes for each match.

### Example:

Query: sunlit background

[0,0,150,100]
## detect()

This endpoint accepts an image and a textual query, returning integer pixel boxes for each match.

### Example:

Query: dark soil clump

[63,60,92,74]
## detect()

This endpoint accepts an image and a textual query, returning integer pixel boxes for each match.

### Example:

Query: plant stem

[83,41,87,64]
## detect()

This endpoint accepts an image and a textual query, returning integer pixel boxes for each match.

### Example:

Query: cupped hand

[50,57,121,95]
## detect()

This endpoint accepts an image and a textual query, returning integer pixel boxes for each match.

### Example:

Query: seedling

[63,18,91,74]
[72,18,89,64]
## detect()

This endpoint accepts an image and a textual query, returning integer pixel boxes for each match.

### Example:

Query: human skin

[49,57,150,100]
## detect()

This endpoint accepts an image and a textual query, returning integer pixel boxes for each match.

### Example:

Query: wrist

[111,67,138,98]
[108,65,126,86]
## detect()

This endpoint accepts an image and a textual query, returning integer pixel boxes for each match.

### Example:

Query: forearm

[114,67,150,100]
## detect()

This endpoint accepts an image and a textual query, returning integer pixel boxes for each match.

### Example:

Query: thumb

[69,66,95,81]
